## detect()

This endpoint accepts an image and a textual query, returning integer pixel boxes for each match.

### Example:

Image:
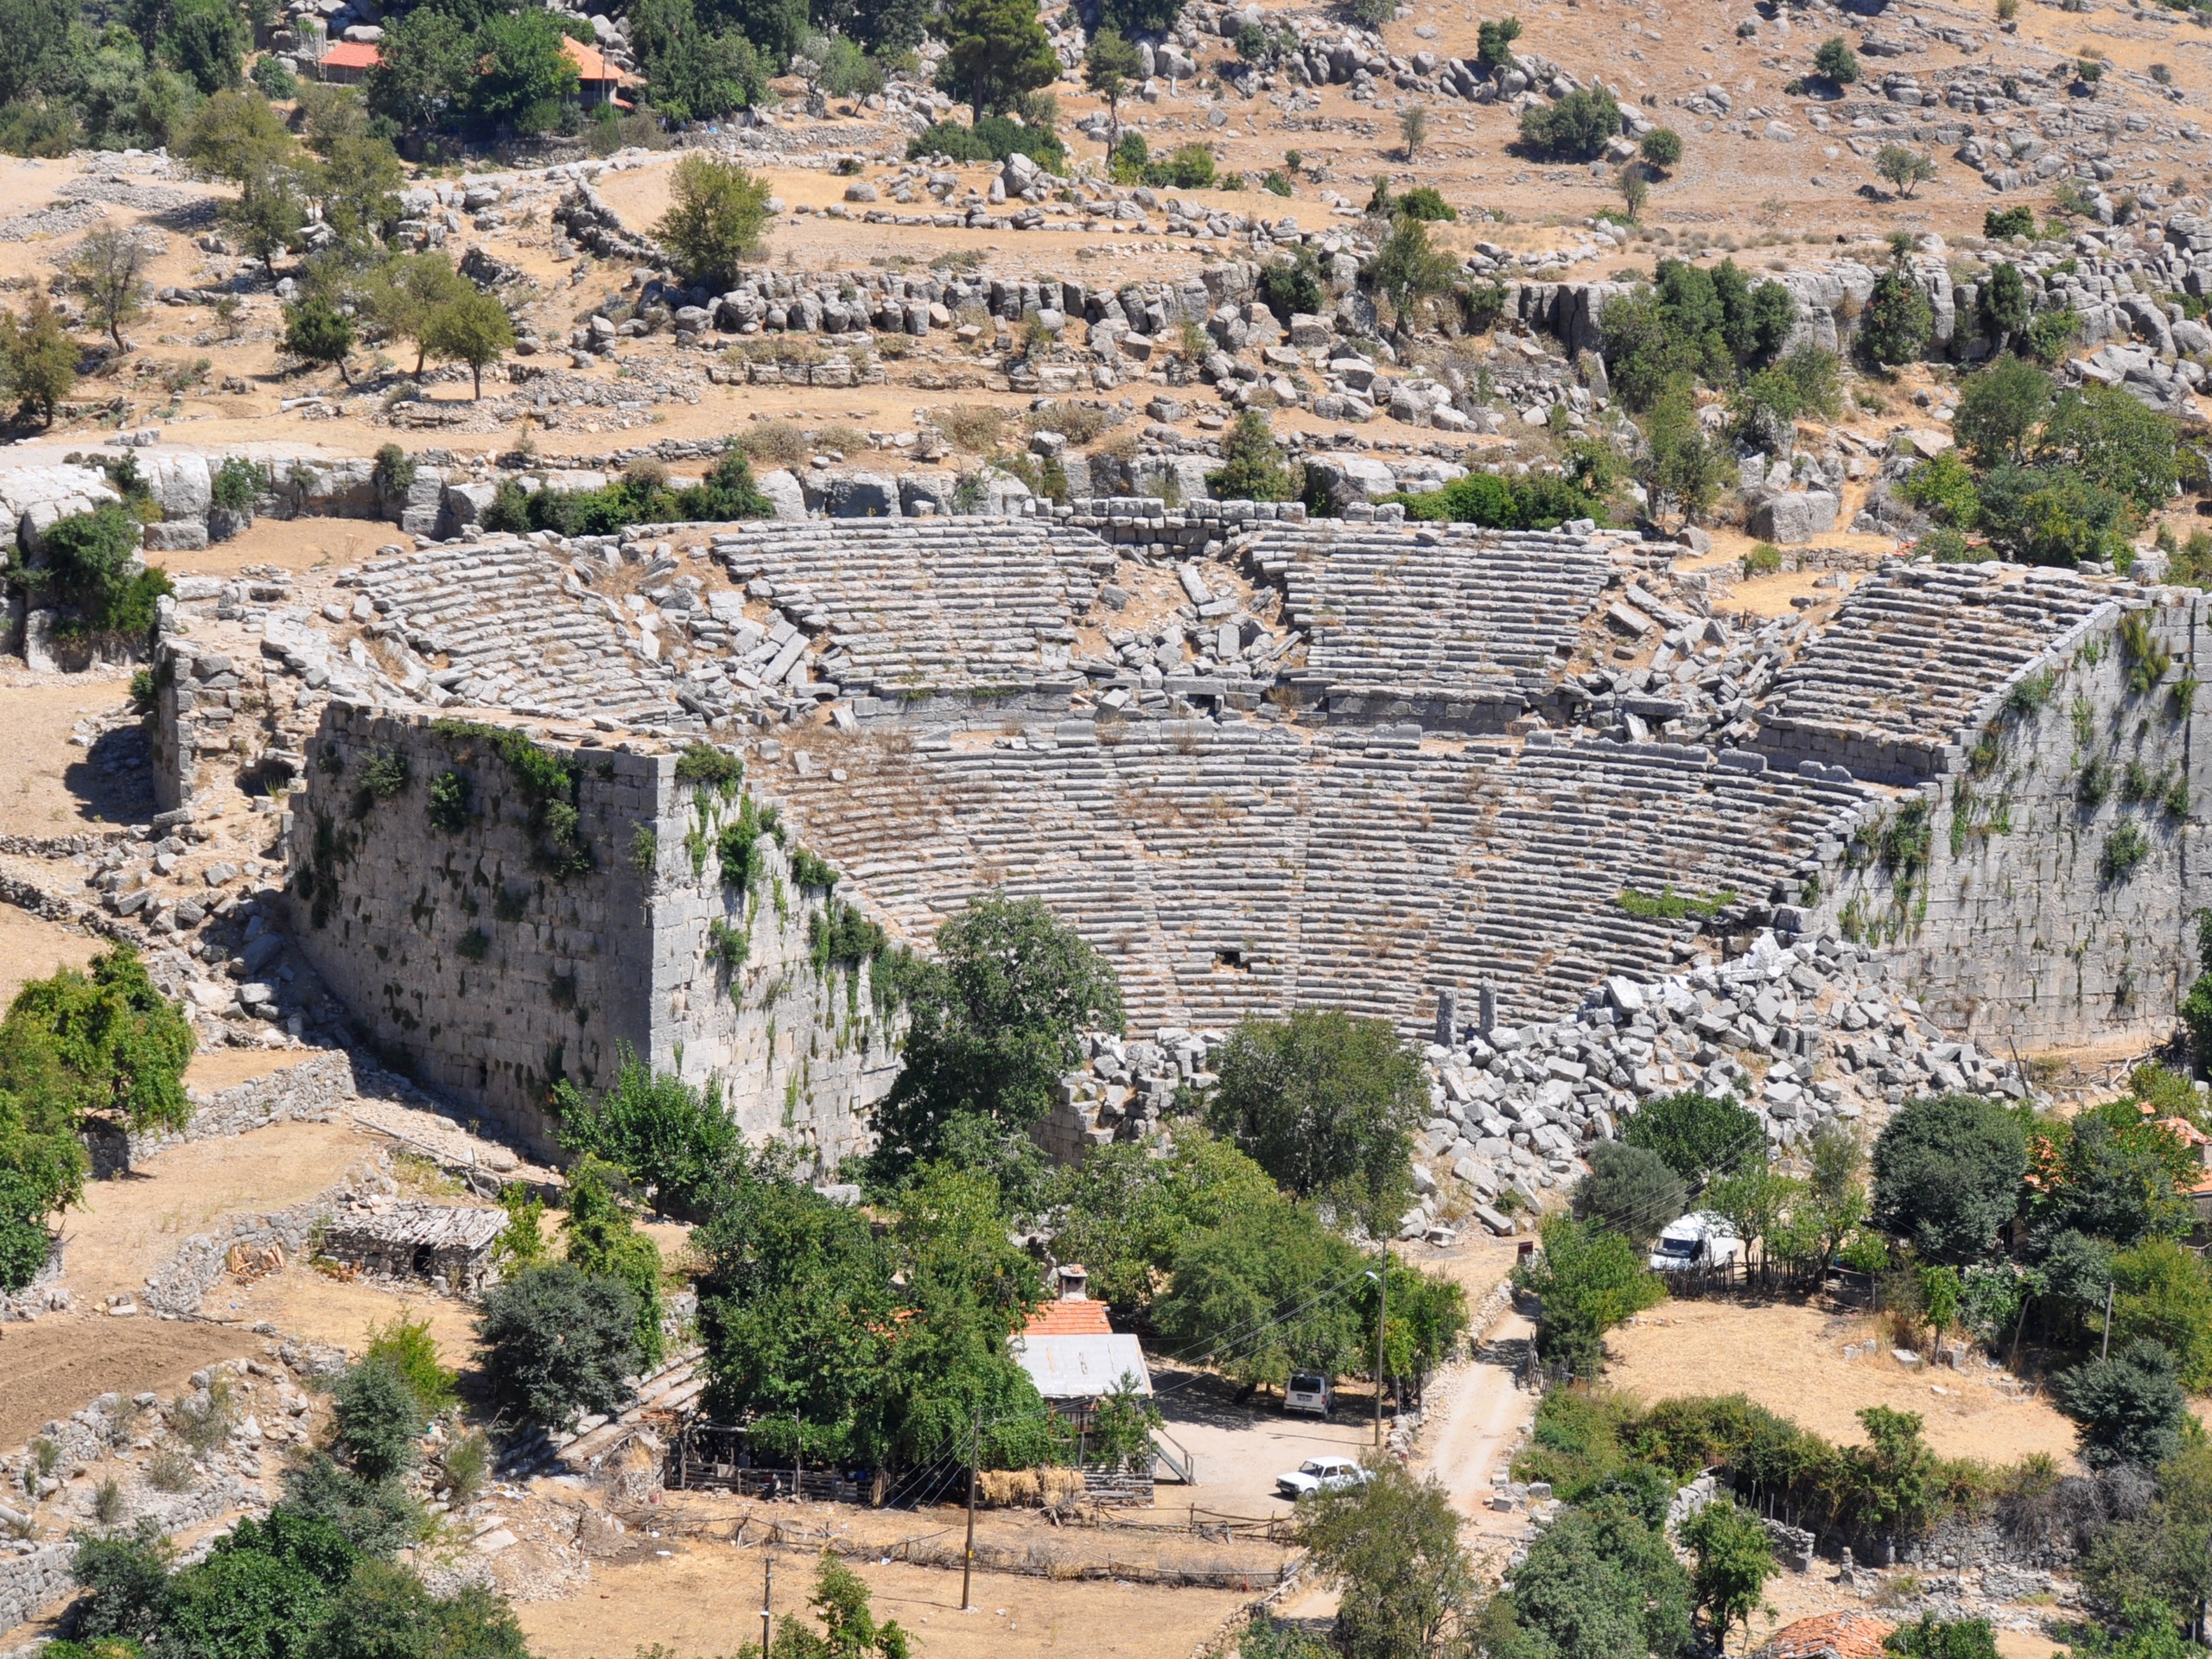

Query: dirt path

[1416,1311,1540,1535]
[0,1316,260,1449]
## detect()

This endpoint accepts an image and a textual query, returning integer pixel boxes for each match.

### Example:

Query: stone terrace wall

[1820,588,2212,1048]
[284,706,893,1163]
[763,719,1876,1036]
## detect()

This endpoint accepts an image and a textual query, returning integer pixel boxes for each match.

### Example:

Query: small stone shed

[318,1199,506,1293]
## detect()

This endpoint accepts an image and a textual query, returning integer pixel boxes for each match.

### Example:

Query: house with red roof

[310,34,632,109]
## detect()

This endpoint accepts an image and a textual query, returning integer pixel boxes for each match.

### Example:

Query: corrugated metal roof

[1010,1333,1154,1400]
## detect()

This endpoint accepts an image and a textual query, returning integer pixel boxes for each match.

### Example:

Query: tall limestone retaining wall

[1816,593,2212,1049]
[283,705,897,1165]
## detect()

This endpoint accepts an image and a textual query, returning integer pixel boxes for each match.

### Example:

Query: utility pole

[1374,1243,1390,1452]
[760,1551,772,1656]
[961,1413,979,1612]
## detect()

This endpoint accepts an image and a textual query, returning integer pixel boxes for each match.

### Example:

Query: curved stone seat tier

[347,541,686,725]
[709,520,1118,700]
[1753,563,2116,783]
[1233,523,1617,728]
[775,722,1872,1035]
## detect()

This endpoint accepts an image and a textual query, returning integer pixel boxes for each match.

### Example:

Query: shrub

[1257,249,1324,324]
[1639,127,1682,168]
[1395,186,1457,222]
[652,153,772,292]
[907,115,1065,170]
[2052,1338,2189,1469]
[1887,1618,2000,1659]
[209,456,264,512]
[1207,409,1296,502]
[23,505,174,643]
[476,1262,642,1431]
[1985,206,2036,239]
[314,1560,531,1659]
[552,1044,739,1219]
[331,1355,426,1482]
[427,769,470,831]
[1814,35,1859,84]
[278,1452,420,1558]
[1517,87,1620,159]
[1573,1141,1688,1248]
[1520,1218,1668,1379]
[1475,16,1522,68]
[1953,355,2053,468]
[1859,261,1934,366]
[561,1153,664,1370]
[362,1313,456,1414]
[1872,1095,2028,1262]
[2102,823,2151,883]
[371,442,416,497]
[71,1523,173,1645]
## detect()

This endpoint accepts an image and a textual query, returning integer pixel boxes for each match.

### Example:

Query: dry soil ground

[0,905,104,1009]
[1604,1297,2081,1462]
[0,1315,263,1448]
[0,672,149,837]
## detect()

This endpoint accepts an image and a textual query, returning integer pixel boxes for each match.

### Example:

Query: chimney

[1056,1263,1089,1301]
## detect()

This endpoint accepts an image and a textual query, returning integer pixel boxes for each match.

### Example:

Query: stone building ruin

[216,502,2212,1179]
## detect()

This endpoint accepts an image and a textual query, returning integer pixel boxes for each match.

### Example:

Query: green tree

[1639,127,1682,168]
[774,1553,912,1659]
[1084,28,1141,155]
[1,944,193,1133]
[68,226,151,353]
[22,504,173,642]
[1517,87,1620,159]
[1502,1490,1694,1659]
[363,7,475,140]
[1978,262,2031,344]
[1805,1122,1869,1273]
[933,0,1058,121]
[562,1153,664,1370]
[469,10,578,136]
[283,296,354,384]
[1206,408,1296,501]
[2052,1338,2189,1470]
[156,1508,359,1659]
[0,0,79,109]
[861,893,1122,1186]
[423,286,514,399]
[314,133,404,249]
[1046,1128,1279,1319]
[159,0,246,94]
[331,1355,426,1482]
[654,153,774,292]
[2034,381,2180,512]
[553,1044,739,1220]
[1681,1496,1775,1651]
[1954,354,2054,467]
[313,1560,530,1659]
[1637,1092,1770,1194]
[1813,35,1859,84]
[276,1455,419,1559]
[71,1523,173,1646]
[1573,1141,1687,1249]
[359,253,469,377]
[1476,16,1523,69]
[1872,1095,2026,1263]
[2112,1237,2212,1392]
[1154,1192,1366,1393]
[1875,143,1936,199]
[2035,1103,2196,1248]
[1859,259,1934,365]
[0,291,79,426]
[1516,1214,1667,1375]
[634,0,771,120]
[1364,215,1457,334]
[182,89,308,267]
[1202,1008,1426,1235]
[1637,382,1729,530]
[702,0,810,67]
[1298,1463,1477,1659]
[475,1261,642,1430]
[1705,1163,1801,1275]
[1886,1617,1999,1659]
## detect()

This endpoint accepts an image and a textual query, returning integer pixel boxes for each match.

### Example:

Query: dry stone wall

[1816,586,2212,1049]
[283,706,899,1163]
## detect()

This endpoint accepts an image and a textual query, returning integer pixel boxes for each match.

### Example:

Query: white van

[1648,1211,1745,1273]
[1283,1372,1332,1417]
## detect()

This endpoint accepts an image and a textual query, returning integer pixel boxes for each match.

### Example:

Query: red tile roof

[1023,1297,1114,1337]
[1755,1613,1895,1659]
[562,35,620,83]
[321,41,383,69]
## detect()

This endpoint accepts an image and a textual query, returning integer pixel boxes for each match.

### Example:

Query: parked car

[1648,1211,1745,1273]
[1276,1456,1372,1500]
[1282,1371,1332,1417]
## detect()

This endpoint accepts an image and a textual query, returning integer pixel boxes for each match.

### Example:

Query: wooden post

[1374,1243,1390,1452]
[761,1550,772,1656]
[961,1414,979,1612]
